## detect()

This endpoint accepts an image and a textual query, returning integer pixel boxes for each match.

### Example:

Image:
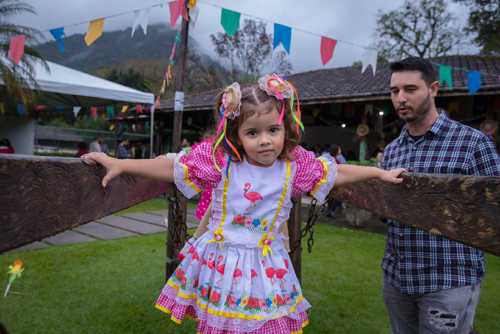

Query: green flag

[439,65,453,89]
[221,8,240,37]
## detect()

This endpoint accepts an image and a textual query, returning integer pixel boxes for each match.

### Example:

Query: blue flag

[273,23,291,54]
[50,27,66,53]
[467,71,481,95]
[17,104,24,116]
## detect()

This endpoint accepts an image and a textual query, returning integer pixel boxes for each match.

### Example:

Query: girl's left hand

[380,168,406,184]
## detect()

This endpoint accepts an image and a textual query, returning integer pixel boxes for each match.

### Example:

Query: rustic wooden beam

[0,155,172,253]
[288,197,302,283]
[331,173,500,256]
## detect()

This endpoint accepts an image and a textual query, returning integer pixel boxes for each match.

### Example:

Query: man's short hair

[390,57,437,86]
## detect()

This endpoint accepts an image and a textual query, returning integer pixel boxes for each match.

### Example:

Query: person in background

[382,57,500,333]
[75,142,88,158]
[0,138,14,154]
[116,139,131,159]
[89,136,103,153]
[336,144,347,164]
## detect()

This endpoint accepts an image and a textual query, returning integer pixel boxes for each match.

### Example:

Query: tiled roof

[157,55,500,112]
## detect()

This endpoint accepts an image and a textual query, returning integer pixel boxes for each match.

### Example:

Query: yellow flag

[189,0,197,11]
[109,124,115,131]
[85,18,104,46]
[121,105,129,113]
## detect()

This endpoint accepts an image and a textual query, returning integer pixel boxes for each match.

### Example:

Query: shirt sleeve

[173,141,223,199]
[469,136,500,176]
[291,145,337,200]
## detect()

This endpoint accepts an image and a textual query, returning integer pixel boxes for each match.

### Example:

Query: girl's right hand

[82,152,123,188]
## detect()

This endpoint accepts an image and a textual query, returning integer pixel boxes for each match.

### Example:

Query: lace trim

[173,151,201,199]
[310,155,337,201]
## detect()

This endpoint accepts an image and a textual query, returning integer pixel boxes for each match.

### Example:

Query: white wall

[0,119,36,155]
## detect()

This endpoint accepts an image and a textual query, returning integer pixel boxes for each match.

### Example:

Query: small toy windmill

[3,259,24,297]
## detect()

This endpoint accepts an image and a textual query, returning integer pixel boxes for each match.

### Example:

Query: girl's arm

[82,152,174,188]
[335,164,405,187]
[194,202,211,238]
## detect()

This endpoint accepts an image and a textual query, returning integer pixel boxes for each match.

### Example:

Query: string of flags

[6,0,500,107]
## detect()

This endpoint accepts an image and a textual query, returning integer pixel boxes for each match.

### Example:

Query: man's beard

[398,93,431,123]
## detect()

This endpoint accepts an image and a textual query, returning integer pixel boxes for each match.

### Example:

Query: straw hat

[356,123,370,137]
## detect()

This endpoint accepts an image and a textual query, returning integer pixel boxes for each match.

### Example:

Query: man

[381,57,500,333]
[89,136,103,153]
[116,139,131,159]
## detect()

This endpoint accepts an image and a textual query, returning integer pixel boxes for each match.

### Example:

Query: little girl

[83,74,404,333]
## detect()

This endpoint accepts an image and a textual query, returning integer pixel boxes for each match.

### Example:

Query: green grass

[114,198,197,215]
[1,225,499,333]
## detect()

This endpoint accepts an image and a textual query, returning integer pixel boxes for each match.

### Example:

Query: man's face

[390,71,438,124]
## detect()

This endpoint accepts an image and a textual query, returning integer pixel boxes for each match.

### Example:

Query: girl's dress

[156,142,337,333]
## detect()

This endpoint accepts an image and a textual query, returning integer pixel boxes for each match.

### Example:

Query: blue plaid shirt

[381,110,500,296]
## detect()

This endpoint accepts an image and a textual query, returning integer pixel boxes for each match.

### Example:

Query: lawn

[1,224,499,333]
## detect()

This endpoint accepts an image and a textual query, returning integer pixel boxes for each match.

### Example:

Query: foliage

[1,225,499,333]
[45,117,71,128]
[453,0,500,54]
[106,68,152,92]
[210,19,272,80]
[73,115,110,131]
[0,0,48,107]
[375,0,464,59]
[271,49,293,76]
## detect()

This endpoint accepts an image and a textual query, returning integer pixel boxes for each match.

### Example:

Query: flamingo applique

[250,269,258,284]
[243,183,263,211]
[207,252,215,269]
[215,255,226,285]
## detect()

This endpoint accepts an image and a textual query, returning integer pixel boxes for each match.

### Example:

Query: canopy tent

[1,57,154,106]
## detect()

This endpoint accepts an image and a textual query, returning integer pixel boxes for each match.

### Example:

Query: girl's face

[237,107,285,167]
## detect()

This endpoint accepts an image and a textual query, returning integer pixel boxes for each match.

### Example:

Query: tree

[210,19,272,81]
[375,0,464,59]
[0,0,47,107]
[271,49,293,76]
[453,0,499,55]
[105,68,152,92]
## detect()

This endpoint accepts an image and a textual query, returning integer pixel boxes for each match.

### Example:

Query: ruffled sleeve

[291,145,337,200]
[173,140,223,199]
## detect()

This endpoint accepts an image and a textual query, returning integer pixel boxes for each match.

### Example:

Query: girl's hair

[212,83,301,161]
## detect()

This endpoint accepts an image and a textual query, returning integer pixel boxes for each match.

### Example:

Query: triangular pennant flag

[273,23,292,54]
[17,104,24,116]
[189,4,200,28]
[73,106,81,117]
[85,18,104,46]
[144,104,149,112]
[90,106,98,119]
[221,8,240,37]
[189,0,197,12]
[106,105,115,119]
[320,36,337,65]
[136,104,143,113]
[131,8,150,37]
[137,123,142,131]
[9,35,25,65]
[121,105,129,113]
[467,71,481,95]
[169,0,188,29]
[101,113,107,119]
[439,65,453,89]
[55,106,63,111]
[361,49,377,75]
[109,123,115,131]
[50,27,66,53]
[35,105,46,111]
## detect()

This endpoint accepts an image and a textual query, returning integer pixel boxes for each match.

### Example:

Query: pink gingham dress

[156,141,337,333]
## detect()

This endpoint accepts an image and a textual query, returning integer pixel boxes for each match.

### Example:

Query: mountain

[35,24,230,96]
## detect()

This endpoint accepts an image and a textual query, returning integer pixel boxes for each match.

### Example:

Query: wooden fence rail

[1,155,499,270]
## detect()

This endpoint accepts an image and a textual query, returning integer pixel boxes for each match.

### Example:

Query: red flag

[136,104,143,113]
[320,37,337,66]
[9,35,25,65]
[35,105,46,111]
[90,106,97,118]
[169,0,189,29]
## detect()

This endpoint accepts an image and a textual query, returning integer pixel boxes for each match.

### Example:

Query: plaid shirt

[381,110,500,296]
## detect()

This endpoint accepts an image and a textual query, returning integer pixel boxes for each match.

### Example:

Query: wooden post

[288,196,302,283]
[166,9,190,280]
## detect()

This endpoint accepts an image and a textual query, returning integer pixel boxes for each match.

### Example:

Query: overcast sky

[13,0,472,73]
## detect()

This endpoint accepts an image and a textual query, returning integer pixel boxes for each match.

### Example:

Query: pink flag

[320,37,337,66]
[90,106,97,119]
[9,35,25,65]
[169,0,189,29]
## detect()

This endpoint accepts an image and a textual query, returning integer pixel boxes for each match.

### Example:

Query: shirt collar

[397,109,449,145]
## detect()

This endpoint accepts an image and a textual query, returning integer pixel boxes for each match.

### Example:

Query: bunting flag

[144,104,149,112]
[131,8,150,37]
[221,8,240,37]
[9,35,25,65]
[169,0,189,29]
[90,106,97,119]
[55,106,63,110]
[136,104,143,113]
[160,79,166,94]
[106,105,115,119]
[361,49,377,75]
[0,103,4,115]
[50,27,66,53]
[109,123,115,131]
[137,123,142,131]
[73,106,81,117]
[121,105,129,113]
[189,0,197,12]
[320,37,337,65]
[17,104,24,116]
[35,105,46,111]
[101,113,107,119]
[273,23,292,54]
[468,71,481,95]
[85,18,104,46]
[439,65,453,89]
